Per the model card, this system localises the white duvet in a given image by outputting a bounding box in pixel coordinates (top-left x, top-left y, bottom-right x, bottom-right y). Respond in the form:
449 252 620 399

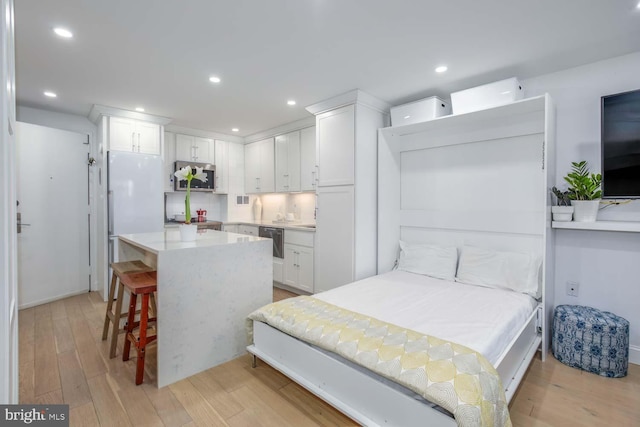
314 270 537 365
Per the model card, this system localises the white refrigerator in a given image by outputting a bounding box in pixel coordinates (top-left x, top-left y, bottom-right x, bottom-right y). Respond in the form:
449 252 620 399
108 151 164 274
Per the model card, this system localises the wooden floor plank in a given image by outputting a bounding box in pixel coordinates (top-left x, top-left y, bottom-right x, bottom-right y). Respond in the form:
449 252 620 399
69 402 100 427
169 379 230 427
18 356 35 404
279 382 358 426
188 369 245 420
68 308 108 379
57 350 92 409
50 299 68 320
33 388 64 405
33 310 61 396
141 382 193 427
87 374 131 427
53 316 76 354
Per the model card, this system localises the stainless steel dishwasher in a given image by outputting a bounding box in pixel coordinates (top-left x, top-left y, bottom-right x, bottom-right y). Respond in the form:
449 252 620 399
258 226 284 259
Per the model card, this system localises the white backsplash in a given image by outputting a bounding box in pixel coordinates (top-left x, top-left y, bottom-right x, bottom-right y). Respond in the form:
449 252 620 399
254 192 316 223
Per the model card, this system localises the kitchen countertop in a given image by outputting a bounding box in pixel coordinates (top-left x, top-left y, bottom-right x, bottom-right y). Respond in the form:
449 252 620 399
119 229 266 253
224 220 316 232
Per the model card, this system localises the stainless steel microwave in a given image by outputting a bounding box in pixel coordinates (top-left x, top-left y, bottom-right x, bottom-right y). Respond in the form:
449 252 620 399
174 161 216 192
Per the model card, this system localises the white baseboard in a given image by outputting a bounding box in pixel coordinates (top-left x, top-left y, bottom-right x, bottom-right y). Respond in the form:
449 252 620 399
630 345 640 366
18 289 88 310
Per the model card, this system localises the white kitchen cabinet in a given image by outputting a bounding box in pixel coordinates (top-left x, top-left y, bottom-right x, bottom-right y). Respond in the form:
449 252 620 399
223 224 238 233
275 131 301 192
283 244 313 293
175 134 214 164
244 138 275 193
238 224 259 236
109 117 161 155
163 131 176 192
214 140 229 193
300 126 317 192
316 105 355 186
307 91 389 292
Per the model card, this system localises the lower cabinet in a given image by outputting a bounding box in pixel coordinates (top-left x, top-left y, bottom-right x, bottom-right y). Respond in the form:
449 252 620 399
238 225 259 236
283 243 313 293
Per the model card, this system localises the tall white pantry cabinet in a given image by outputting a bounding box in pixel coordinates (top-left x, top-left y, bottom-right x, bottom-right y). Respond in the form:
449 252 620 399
307 90 390 293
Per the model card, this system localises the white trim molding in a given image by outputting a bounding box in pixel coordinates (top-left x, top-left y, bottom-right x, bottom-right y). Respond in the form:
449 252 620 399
243 116 316 144
305 89 391 116
629 345 640 366
88 104 173 126
166 124 244 144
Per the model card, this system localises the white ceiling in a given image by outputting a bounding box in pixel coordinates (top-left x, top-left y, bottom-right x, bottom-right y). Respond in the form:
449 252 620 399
14 0 640 137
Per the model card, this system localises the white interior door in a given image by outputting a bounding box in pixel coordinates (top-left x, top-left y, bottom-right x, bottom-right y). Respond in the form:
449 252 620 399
16 122 90 308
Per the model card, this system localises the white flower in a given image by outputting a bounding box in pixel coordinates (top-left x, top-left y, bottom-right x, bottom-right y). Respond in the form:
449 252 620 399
174 165 191 181
193 166 208 182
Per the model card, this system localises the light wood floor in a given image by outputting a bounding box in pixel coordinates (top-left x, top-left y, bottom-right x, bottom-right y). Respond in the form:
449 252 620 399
19 290 640 426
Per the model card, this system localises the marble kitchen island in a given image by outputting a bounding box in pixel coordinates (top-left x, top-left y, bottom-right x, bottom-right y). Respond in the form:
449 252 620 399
117 229 272 387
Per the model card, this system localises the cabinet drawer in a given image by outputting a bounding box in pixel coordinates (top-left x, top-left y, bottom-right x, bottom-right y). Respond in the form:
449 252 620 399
285 229 314 247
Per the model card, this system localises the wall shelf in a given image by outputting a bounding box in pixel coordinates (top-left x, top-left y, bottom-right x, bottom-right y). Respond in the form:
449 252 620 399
552 220 640 233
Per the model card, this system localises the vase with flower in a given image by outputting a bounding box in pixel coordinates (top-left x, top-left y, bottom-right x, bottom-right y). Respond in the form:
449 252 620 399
174 165 208 241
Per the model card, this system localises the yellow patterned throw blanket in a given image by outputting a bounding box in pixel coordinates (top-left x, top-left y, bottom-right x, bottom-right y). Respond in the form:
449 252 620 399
248 296 511 427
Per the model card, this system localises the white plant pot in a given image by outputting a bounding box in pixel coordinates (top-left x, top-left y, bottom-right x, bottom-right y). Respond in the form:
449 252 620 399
571 200 601 222
179 223 198 241
551 206 574 222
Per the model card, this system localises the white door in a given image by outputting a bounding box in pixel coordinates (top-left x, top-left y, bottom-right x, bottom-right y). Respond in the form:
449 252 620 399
214 140 229 193
109 116 136 152
317 104 355 187
300 126 317 191
297 246 314 293
258 138 275 193
135 121 160 155
16 122 90 308
175 134 195 161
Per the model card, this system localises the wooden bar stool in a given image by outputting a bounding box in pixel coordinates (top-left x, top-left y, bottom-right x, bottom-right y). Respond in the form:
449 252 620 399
102 260 156 359
121 271 158 385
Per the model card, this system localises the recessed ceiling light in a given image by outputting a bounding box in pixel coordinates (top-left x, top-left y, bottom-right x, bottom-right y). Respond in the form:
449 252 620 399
232 128 239 132
435 65 448 73
637 1 640 9
53 27 73 38
403 115 411 120
209 76 221 83
44 91 57 98
287 100 296 106
135 107 145 112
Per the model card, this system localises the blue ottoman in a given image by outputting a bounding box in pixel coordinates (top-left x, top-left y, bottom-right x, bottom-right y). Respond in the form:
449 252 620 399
552 305 629 378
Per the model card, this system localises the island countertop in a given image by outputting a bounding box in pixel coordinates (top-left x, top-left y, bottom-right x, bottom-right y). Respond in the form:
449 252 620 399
119 229 267 254
117 229 272 387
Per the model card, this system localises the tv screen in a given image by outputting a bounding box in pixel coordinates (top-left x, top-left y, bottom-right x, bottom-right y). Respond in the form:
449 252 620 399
601 88 640 198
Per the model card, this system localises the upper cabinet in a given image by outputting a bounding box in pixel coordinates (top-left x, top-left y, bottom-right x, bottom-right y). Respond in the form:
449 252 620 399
300 126 317 191
214 140 229 194
175 134 214 164
245 138 275 193
109 117 161 155
275 131 301 192
316 105 355 186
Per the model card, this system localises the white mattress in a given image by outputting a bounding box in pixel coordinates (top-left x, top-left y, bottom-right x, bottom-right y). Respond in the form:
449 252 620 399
313 270 537 365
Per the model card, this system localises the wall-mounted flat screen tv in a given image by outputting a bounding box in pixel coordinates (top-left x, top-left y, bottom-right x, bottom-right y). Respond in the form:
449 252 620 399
601 88 640 198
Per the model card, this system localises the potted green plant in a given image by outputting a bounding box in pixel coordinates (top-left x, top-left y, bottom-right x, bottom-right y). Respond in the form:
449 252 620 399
551 186 574 221
563 161 602 222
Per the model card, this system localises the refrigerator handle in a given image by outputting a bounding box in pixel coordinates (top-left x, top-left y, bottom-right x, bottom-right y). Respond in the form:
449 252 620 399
108 190 114 236
108 238 114 265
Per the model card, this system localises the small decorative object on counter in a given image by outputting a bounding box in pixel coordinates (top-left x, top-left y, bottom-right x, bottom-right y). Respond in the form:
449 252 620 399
196 209 207 222
174 165 208 241
253 197 262 221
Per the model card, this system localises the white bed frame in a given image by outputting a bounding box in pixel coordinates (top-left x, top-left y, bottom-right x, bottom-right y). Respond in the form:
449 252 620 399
248 95 556 426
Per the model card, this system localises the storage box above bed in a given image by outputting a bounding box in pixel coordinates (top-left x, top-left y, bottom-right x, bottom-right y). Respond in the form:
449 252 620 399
451 77 524 114
390 96 451 126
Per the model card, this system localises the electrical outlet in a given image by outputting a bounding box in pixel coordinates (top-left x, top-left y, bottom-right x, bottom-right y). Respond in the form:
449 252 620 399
566 281 580 297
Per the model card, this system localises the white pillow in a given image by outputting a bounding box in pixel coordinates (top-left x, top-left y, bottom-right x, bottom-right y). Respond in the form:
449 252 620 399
455 246 540 298
398 241 458 281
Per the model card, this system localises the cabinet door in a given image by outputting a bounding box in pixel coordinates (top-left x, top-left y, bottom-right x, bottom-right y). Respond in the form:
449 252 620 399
275 131 300 192
258 138 275 193
135 121 160 154
283 244 298 288
300 126 317 191
315 185 354 293
296 246 314 293
317 104 355 186
176 134 195 161
244 142 260 193
223 224 238 233
214 140 229 193
109 117 136 152
163 132 176 192
194 137 212 164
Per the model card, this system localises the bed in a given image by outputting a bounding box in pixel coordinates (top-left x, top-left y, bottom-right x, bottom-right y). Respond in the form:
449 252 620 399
247 95 555 426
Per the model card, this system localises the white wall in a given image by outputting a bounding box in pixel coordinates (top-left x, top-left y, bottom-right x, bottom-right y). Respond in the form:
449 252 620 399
524 51 640 363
